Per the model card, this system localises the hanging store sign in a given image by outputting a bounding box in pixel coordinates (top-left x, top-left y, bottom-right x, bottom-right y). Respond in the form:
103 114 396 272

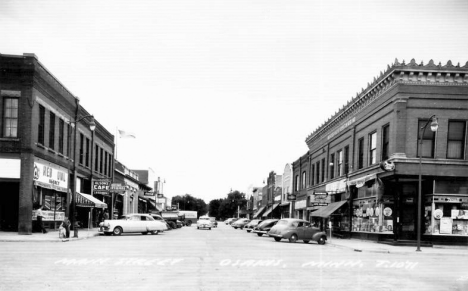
93 179 110 196
380 160 395 172
109 183 126 193
295 200 307 210
144 191 155 196
287 194 296 201
325 179 347 193
33 157 68 193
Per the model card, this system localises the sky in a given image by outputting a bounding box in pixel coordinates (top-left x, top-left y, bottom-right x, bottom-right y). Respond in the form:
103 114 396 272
1 0 468 203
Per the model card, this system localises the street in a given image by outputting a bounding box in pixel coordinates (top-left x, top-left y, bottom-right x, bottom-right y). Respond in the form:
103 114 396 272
1 223 467 291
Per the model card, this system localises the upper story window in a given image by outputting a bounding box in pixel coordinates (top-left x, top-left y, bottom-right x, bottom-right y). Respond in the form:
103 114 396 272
38 105 45 145
316 161 320 184
100 148 104 173
337 150 343 176
417 119 436 158
95 145 99 171
301 171 306 189
358 138 364 169
321 158 325 182
447 121 466 159
311 163 315 186
369 132 377 165
3 98 18 138
58 119 64 154
49 112 56 150
330 153 335 179
344 146 349 175
382 124 390 160
79 133 84 164
85 137 90 167
295 175 299 192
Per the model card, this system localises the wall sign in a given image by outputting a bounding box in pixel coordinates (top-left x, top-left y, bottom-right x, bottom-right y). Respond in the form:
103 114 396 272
33 157 68 193
93 179 110 196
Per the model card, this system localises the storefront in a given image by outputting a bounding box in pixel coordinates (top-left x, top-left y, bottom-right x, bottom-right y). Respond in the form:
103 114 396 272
262 203 280 219
423 179 468 243
0 157 20 231
295 199 307 220
253 206 266 219
75 192 107 228
32 157 69 231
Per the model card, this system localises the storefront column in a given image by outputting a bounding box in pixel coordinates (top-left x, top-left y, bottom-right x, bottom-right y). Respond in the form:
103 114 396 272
18 152 34 234
393 177 400 241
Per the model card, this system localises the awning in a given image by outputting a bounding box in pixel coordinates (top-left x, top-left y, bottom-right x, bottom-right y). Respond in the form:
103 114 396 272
76 192 107 208
310 201 347 218
148 199 156 209
262 203 280 217
280 202 290 207
253 206 266 218
347 174 377 188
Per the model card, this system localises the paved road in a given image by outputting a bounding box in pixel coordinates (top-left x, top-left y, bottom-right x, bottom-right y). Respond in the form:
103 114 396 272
1 223 467 291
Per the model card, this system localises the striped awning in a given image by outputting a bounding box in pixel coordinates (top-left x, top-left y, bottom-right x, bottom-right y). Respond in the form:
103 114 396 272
253 206 266 218
262 203 280 217
76 192 107 208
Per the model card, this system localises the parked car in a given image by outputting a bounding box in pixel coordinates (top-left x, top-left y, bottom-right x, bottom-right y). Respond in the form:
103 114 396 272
99 213 168 236
268 218 327 244
252 219 279 236
176 220 183 228
197 216 213 230
228 218 239 225
209 217 218 228
224 218 235 225
244 219 262 232
150 214 172 230
232 218 250 229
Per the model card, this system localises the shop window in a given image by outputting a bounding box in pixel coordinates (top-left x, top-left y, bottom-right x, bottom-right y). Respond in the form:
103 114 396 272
337 150 343 176
37 105 45 144
49 112 55 150
3 98 18 138
382 124 390 160
417 119 436 158
447 121 466 159
330 153 335 179
58 119 64 154
344 146 349 175
369 131 377 165
358 138 364 169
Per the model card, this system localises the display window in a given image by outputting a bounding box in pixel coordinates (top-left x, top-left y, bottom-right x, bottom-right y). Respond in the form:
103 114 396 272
351 185 393 233
425 195 468 236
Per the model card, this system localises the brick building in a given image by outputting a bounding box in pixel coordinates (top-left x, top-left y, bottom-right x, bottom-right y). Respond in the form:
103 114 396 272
293 59 468 244
0 53 114 234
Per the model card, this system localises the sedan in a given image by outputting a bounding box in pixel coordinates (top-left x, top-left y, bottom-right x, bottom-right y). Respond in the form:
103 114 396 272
244 219 262 232
232 218 250 229
268 218 327 244
99 213 168 236
197 216 213 230
252 219 279 236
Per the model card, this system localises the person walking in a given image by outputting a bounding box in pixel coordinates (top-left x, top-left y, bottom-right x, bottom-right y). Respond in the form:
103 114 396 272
103 209 109 221
36 205 47 234
60 216 71 238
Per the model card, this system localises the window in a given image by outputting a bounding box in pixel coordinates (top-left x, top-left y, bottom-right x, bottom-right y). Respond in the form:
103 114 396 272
49 112 55 150
38 105 45 144
295 175 299 192
358 138 364 169
417 120 436 158
344 146 349 175
337 150 343 176
3 98 18 137
447 121 466 159
95 145 99 171
369 132 377 165
382 124 390 160
85 138 90 167
330 153 335 179
100 148 104 173
301 171 306 189
108 154 112 177
58 119 64 154
67 124 71 156
79 133 84 164
311 164 315 186
316 161 320 184
321 158 325 182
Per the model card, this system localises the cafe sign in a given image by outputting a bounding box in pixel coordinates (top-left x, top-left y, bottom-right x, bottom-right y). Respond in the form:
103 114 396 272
33 157 68 193
93 179 110 196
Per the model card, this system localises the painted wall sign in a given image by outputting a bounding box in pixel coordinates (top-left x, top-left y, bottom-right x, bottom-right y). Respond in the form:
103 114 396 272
33 157 68 192
327 117 356 140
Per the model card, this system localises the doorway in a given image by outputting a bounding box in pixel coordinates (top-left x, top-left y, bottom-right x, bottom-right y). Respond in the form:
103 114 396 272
0 182 20 231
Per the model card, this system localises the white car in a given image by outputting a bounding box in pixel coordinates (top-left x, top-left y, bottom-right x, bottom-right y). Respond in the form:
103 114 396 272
99 213 168 236
197 216 213 230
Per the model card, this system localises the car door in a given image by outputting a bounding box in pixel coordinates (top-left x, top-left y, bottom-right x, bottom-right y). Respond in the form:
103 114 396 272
303 222 314 240
296 221 305 239
129 215 142 232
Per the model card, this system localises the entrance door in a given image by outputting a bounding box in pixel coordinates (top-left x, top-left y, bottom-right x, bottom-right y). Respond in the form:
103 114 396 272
0 182 20 231
400 202 416 240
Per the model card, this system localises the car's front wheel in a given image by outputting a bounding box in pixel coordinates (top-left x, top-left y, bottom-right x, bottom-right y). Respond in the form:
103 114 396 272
257 233 263 237
318 236 326 245
113 227 123 236
289 234 298 243
274 237 281 242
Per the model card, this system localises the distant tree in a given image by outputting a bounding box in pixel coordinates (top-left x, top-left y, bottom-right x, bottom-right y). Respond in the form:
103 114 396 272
208 199 222 219
172 194 207 217
217 190 247 219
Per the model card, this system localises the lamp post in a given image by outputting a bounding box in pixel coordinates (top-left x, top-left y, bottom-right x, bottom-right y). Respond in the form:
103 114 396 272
69 115 96 237
416 115 438 251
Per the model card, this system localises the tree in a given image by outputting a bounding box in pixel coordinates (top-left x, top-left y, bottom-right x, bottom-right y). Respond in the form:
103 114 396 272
208 199 222 219
172 194 207 217
214 190 247 220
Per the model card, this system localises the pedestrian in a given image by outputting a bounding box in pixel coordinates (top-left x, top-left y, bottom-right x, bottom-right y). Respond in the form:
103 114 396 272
60 216 71 238
103 209 109 221
36 205 47 234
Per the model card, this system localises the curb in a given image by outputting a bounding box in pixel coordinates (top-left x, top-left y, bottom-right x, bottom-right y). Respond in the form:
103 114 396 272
327 242 468 256
0 233 100 243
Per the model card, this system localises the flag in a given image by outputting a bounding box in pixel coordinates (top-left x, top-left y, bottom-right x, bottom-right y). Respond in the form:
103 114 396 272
118 129 136 139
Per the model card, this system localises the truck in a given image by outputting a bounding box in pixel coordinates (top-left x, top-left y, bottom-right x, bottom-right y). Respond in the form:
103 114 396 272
177 210 197 226
152 211 184 229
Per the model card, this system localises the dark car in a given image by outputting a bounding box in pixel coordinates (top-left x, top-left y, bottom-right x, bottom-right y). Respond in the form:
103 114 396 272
252 219 279 236
231 218 250 229
268 218 327 244
244 219 262 232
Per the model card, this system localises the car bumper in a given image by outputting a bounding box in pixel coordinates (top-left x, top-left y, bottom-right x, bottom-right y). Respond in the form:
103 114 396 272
268 233 283 238
252 230 267 234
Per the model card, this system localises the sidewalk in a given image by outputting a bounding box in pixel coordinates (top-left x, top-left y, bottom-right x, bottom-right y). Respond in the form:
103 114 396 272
0 228 101 242
327 237 468 256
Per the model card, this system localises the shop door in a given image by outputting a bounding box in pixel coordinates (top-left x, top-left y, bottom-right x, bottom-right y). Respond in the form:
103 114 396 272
0 182 20 231
400 203 416 240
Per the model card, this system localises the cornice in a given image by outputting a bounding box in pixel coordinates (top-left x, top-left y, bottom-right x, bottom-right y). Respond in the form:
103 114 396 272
305 59 468 145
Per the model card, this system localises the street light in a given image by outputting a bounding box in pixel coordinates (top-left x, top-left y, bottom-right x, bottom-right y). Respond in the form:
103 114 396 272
69 115 96 237
417 115 438 251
